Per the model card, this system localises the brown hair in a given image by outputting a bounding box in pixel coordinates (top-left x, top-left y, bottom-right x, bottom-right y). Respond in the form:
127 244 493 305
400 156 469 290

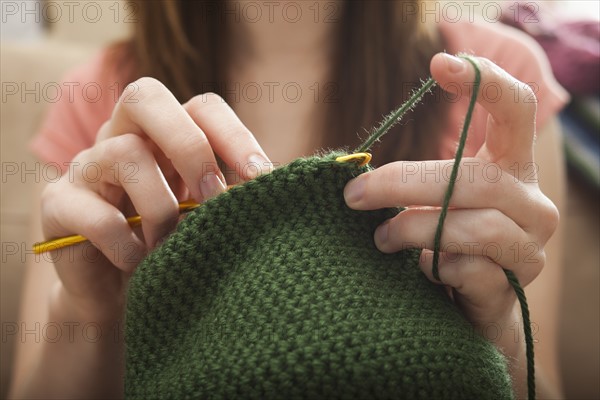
114 0 448 164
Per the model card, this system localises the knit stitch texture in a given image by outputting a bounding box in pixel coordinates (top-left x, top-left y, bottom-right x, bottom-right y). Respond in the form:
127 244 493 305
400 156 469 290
125 152 514 399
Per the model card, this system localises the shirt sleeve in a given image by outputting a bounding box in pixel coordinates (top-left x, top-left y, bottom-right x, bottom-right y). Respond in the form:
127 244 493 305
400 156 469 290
439 19 570 159
29 49 118 172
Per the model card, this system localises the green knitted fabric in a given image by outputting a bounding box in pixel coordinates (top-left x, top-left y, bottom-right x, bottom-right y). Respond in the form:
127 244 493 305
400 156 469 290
125 152 514 399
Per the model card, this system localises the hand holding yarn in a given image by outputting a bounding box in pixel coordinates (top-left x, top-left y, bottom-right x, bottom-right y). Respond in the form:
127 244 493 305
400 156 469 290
344 54 558 396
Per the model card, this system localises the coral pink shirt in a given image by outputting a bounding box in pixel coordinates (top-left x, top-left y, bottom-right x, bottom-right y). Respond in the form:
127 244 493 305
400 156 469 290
30 20 569 168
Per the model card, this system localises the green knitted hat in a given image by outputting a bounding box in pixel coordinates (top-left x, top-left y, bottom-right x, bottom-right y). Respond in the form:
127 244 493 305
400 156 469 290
125 153 514 399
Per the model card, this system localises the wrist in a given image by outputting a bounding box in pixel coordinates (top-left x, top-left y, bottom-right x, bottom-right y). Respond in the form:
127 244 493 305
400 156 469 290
50 282 125 328
471 301 523 359
482 302 527 399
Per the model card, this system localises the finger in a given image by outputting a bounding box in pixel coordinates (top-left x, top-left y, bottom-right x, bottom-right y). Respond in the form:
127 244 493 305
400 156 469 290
345 158 559 236
145 140 190 201
42 186 147 272
374 208 543 283
421 250 518 320
98 78 226 202
345 158 514 208
419 250 508 292
430 53 537 169
184 93 272 180
80 134 180 248
345 158 529 227
418 250 518 321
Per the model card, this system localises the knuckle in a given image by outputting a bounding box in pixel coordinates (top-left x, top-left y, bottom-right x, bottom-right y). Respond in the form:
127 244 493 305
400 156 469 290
96 120 111 142
142 200 180 226
477 56 496 72
132 76 165 92
200 92 226 106
188 92 227 111
134 76 163 87
176 131 211 161
71 147 92 164
519 81 537 102
537 196 560 240
478 173 504 200
88 212 126 245
68 148 93 179
186 95 203 111
40 183 63 223
121 77 167 106
522 248 545 284
478 57 538 121
377 164 403 199
476 209 505 246
516 81 538 113
101 134 148 164
535 249 547 267
543 198 560 228
533 247 546 271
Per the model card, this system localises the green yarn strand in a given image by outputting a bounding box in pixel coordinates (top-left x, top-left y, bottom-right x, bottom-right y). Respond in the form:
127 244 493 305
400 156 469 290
355 77 437 153
357 54 535 400
431 56 481 281
504 269 536 399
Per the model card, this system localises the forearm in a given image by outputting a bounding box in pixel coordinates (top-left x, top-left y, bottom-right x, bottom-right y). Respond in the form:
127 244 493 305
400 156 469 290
10 282 124 399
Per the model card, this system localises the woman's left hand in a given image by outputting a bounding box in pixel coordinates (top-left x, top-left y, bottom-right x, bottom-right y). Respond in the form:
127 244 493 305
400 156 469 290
343 53 559 353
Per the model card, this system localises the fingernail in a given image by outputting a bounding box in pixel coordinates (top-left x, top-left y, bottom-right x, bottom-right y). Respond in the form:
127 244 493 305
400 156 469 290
443 54 466 74
246 154 272 179
419 249 433 266
200 172 226 201
375 220 390 246
343 178 365 205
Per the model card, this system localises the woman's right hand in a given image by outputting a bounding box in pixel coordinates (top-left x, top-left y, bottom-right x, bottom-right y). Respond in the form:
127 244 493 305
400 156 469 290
40 77 271 323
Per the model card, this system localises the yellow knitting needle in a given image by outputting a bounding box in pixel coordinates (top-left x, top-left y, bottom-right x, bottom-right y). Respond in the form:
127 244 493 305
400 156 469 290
32 153 371 255
32 201 201 254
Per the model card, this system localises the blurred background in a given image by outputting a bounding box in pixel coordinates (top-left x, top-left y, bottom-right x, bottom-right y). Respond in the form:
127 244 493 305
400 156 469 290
1 1 598 398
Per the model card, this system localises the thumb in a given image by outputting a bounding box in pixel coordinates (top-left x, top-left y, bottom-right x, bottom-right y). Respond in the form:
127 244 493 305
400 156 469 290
431 53 537 170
